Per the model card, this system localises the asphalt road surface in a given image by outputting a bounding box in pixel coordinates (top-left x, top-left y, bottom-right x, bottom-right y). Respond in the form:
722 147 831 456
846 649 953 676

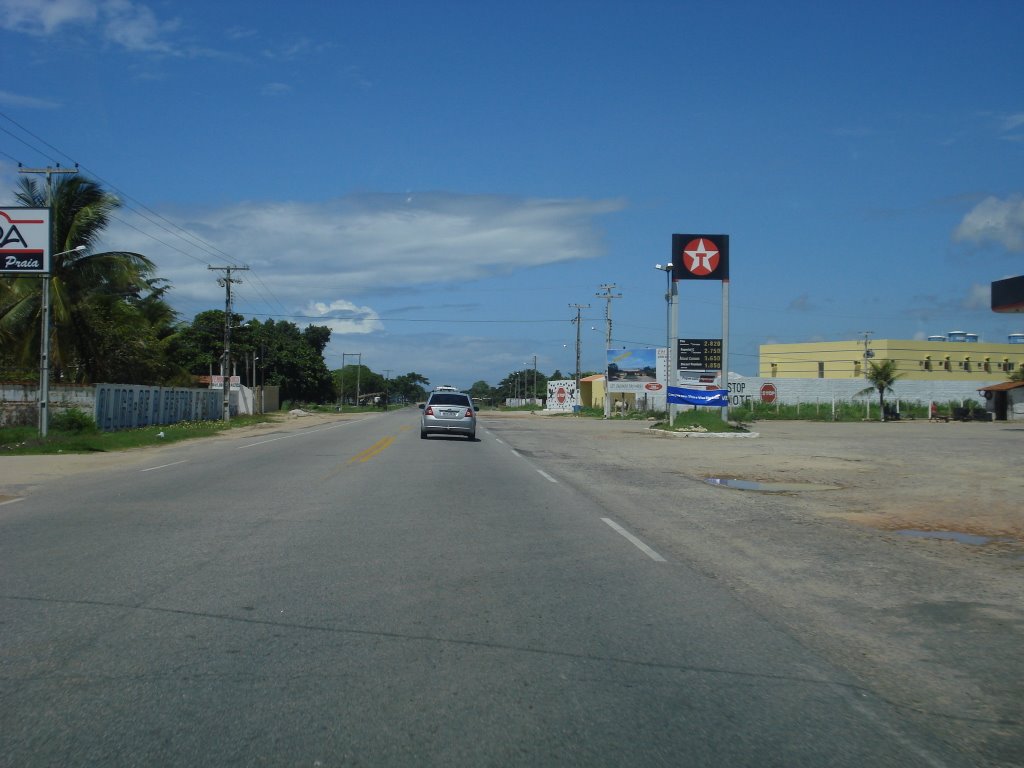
1 410 1019 766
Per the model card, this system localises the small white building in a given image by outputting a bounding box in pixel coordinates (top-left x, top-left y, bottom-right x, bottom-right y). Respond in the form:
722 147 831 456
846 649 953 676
977 380 1024 422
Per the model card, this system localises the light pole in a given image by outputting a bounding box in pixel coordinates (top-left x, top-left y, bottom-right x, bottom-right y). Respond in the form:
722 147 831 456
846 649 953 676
655 262 676 424
39 245 85 438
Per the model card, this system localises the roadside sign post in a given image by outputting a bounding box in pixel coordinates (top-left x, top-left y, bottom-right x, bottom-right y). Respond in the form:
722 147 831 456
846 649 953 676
1 207 53 437
670 234 731 422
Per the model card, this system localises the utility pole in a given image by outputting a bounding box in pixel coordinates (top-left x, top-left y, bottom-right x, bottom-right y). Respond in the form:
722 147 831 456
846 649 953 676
383 369 391 411
570 304 589 414
18 163 79 199
20 165 78 437
595 284 622 418
532 354 537 409
209 265 248 421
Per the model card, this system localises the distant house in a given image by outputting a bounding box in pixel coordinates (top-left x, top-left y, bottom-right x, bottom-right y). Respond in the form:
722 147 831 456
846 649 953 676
977 380 1024 422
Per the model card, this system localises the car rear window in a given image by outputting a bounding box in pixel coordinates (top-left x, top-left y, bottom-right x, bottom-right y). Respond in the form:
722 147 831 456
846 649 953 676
429 394 471 406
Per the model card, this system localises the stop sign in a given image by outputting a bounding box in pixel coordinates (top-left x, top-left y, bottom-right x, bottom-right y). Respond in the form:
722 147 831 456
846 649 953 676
555 386 567 404
760 383 777 404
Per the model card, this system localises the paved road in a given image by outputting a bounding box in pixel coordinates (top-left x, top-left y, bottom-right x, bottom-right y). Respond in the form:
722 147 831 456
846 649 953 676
0 411 1018 766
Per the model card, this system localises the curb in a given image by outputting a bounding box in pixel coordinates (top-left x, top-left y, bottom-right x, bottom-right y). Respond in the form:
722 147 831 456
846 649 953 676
648 426 760 439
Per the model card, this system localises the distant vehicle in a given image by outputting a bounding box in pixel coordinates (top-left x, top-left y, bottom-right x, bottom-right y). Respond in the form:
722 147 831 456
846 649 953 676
420 391 478 440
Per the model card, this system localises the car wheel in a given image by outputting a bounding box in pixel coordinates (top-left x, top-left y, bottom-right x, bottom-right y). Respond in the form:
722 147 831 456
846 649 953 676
467 432 476 441
420 430 427 439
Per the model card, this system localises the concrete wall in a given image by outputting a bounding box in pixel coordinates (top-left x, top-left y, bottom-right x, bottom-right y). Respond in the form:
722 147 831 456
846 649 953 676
725 376 1008 417
0 384 94 427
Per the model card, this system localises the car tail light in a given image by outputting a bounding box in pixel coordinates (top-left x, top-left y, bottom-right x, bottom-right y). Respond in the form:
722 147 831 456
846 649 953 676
425 406 434 415
465 408 473 417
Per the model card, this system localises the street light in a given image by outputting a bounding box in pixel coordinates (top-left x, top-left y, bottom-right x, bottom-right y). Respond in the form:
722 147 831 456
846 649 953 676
39 245 86 437
655 262 675 424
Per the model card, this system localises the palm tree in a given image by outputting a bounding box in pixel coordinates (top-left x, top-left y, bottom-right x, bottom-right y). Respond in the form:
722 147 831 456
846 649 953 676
1 175 159 382
857 359 904 421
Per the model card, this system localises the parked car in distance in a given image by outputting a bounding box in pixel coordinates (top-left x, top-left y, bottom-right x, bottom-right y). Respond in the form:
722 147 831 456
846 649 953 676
420 391 478 440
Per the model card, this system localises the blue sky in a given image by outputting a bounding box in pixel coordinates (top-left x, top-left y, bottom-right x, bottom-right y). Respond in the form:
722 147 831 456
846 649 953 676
2 0 1022 388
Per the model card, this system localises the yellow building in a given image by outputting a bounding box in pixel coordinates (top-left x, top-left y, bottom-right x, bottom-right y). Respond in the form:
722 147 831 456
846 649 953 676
759 336 1024 381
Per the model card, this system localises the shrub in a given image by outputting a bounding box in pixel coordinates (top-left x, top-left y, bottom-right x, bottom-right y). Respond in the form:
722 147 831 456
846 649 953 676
50 408 99 434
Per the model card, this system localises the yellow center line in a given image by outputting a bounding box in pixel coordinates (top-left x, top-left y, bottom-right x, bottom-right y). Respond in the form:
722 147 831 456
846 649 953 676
349 435 395 464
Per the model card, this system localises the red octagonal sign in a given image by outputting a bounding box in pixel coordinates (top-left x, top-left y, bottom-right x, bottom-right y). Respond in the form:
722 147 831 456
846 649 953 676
760 383 777 404
555 386 567 404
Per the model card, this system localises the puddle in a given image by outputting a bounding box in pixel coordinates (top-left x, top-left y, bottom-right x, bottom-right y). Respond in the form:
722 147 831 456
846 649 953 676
895 529 1005 546
705 478 840 492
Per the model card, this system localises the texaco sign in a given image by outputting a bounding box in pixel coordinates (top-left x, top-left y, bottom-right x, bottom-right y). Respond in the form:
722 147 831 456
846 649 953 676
671 233 729 281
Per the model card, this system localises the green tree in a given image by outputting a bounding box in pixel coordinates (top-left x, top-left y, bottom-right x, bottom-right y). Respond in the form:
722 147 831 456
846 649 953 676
857 359 904 421
333 364 384 405
467 380 494 405
390 372 430 404
2 175 162 383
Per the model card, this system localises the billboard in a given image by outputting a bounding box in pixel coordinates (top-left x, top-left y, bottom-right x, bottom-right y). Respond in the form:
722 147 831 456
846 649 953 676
606 347 661 393
546 379 578 411
0 208 51 274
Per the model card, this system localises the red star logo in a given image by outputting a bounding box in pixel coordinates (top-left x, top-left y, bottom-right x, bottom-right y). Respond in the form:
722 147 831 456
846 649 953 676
683 238 720 276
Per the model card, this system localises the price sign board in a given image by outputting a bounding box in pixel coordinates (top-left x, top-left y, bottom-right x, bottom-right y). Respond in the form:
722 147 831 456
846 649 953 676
677 338 723 370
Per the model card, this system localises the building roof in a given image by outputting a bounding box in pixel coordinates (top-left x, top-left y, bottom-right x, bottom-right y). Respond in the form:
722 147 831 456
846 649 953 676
977 380 1024 392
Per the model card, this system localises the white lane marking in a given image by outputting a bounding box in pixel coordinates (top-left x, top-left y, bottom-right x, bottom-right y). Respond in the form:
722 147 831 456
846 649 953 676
0 497 25 507
140 460 187 473
536 469 558 483
601 518 667 562
237 421 354 449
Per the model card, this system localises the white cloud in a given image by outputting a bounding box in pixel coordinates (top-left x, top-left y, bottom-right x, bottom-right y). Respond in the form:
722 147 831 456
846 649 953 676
953 195 1024 252
304 299 383 335
261 82 291 97
0 0 96 35
0 0 190 54
962 283 991 311
0 90 60 109
106 191 624 318
1001 113 1024 133
101 0 179 53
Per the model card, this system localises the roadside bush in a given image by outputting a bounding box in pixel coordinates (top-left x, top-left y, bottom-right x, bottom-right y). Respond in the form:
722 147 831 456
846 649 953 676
49 408 99 434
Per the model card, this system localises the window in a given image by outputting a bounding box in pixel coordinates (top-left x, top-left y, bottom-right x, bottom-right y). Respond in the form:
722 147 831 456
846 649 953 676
923 357 932 371
770 362 778 377
817 361 824 378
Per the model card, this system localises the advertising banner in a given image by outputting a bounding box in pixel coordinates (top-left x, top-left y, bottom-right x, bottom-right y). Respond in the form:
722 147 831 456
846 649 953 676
1 208 51 274
606 347 660 393
668 386 730 407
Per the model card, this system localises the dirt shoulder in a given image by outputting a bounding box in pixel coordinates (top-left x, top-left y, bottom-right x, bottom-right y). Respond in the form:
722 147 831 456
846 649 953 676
0 409 366 501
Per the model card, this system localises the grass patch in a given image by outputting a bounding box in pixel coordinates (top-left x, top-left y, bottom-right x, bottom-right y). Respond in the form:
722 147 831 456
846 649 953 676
0 414 274 456
653 409 749 433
